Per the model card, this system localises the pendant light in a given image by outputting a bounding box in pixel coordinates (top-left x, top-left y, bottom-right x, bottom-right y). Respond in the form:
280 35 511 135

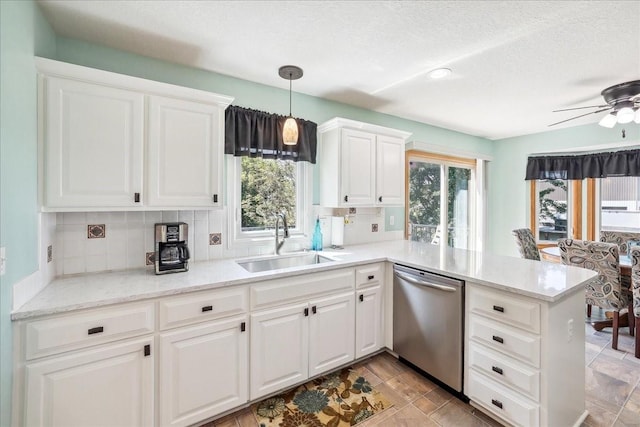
279 65 303 146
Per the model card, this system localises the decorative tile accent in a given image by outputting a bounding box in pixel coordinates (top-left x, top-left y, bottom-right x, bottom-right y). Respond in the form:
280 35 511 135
47 245 53 263
349 207 357 214
145 252 155 266
87 224 106 239
372 224 379 232
209 233 222 245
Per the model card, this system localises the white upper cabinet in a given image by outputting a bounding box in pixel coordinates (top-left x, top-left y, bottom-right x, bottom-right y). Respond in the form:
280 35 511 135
36 58 233 211
147 96 223 207
43 77 144 208
318 118 411 207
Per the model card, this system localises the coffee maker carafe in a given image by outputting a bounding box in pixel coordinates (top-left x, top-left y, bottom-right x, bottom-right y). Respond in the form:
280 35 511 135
155 223 190 274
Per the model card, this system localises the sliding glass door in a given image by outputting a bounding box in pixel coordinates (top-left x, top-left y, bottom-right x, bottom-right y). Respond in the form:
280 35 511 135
407 153 475 249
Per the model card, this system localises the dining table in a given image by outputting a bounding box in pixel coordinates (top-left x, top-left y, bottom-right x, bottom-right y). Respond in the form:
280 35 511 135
540 245 633 331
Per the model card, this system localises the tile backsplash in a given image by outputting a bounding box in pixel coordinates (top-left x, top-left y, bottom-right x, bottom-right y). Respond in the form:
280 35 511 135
51 207 403 277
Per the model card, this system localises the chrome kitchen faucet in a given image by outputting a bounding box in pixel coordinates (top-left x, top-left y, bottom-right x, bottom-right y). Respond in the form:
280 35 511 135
275 213 289 255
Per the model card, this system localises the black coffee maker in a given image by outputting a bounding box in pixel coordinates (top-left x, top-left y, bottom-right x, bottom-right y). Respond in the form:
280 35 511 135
155 222 190 274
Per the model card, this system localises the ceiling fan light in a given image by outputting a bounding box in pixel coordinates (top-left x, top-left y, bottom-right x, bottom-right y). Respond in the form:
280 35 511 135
616 106 635 124
598 113 617 128
283 117 298 145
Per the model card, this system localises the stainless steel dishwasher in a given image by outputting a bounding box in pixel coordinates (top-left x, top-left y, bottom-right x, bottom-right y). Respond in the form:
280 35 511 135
393 264 464 393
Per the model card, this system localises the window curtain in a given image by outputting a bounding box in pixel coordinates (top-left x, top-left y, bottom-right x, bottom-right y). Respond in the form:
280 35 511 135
225 105 317 163
525 149 640 180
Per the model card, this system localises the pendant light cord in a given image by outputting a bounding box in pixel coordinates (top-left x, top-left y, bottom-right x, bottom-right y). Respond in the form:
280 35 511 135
289 72 292 116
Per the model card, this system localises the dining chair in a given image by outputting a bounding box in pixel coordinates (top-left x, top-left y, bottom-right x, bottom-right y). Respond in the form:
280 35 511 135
558 239 630 350
600 231 640 256
511 228 541 261
631 247 640 358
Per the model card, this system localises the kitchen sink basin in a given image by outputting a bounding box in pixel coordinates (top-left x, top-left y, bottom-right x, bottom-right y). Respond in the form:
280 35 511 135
236 252 334 273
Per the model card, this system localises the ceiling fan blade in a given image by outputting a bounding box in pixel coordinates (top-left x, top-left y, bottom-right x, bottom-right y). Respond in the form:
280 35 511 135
548 107 612 127
552 104 609 112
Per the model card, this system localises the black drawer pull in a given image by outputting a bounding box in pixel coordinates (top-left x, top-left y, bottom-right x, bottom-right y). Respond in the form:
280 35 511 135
491 399 503 409
492 335 504 344
240 322 246 332
492 366 504 375
344 195 348 202
213 194 218 203
88 326 104 335
493 305 504 313
144 344 151 357
304 308 309 316
202 305 213 312
134 192 140 203
359 294 364 302
368 275 374 280
312 306 317 314
378 196 382 202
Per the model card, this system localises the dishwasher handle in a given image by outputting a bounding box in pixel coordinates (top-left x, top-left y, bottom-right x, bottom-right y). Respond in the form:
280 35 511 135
394 271 457 292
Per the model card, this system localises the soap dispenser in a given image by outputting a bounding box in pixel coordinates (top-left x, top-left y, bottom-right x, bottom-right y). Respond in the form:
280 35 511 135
312 216 323 251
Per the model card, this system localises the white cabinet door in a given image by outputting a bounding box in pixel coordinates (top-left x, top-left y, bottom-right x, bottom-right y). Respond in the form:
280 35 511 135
159 315 248 427
375 135 405 206
308 292 355 377
25 337 153 427
43 77 144 208
355 285 383 358
250 302 309 400
147 96 223 207
340 129 376 206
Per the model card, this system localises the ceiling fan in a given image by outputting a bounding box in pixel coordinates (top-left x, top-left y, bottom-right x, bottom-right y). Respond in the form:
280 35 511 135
549 80 640 128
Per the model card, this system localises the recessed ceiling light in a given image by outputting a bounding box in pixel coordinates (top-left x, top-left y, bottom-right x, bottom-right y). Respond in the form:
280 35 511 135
429 68 452 79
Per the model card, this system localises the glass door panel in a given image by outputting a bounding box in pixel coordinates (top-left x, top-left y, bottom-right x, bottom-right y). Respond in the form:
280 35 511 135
447 167 471 249
408 161 441 243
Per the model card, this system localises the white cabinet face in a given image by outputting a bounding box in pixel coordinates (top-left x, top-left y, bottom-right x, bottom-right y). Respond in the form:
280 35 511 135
147 96 223 207
375 135 405 206
340 129 376 206
355 285 383 358
44 77 144 207
308 292 355 376
24 337 153 427
250 303 309 400
159 316 248 427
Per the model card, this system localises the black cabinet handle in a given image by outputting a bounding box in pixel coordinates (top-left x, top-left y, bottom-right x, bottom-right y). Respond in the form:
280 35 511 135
492 366 504 375
202 305 213 312
491 399 503 409
88 326 104 335
344 195 348 202
368 275 374 280
492 335 504 344
312 306 317 314
304 308 309 316
378 196 382 202
212 194 218 203
134 193 140 203
359 294 364 302
240 322 246 332
493 305 505 313
144 344 151 357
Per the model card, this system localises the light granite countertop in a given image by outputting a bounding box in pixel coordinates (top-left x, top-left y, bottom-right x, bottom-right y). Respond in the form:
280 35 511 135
11 240 597 320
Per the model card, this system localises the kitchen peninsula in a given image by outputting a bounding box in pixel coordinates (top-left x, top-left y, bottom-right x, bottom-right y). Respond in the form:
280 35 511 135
11 240 596 427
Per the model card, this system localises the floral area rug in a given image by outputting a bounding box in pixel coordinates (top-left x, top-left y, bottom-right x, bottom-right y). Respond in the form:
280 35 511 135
253 367 392 427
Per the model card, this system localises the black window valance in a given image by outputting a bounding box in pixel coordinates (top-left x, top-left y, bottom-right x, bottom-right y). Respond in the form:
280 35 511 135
225 105 317 163
525 149 640 180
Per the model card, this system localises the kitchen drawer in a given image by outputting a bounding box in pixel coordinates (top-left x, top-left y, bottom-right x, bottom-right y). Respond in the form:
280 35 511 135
468 370 539 427
251 268 354 310
469 315 540 368
468 342 540 401
355 263 384 288
468 286 540 334
159 287 248 331
25 301 154 360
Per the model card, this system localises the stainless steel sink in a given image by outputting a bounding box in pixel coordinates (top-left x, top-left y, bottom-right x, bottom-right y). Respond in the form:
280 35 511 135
236 252 334 273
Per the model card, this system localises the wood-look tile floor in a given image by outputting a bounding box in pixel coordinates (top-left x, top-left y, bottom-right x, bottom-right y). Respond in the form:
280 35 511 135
205 319 640 427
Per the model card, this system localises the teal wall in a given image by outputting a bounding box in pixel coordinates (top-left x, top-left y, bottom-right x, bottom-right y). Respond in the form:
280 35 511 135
489 125 640 256
0 1 56 425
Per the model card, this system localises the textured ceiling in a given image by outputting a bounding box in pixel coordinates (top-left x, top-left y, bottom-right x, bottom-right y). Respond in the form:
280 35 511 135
38 0 640 140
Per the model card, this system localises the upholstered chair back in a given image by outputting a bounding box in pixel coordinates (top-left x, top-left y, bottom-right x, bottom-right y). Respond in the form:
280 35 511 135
511 228 540 261
631 247 640 318
558 239 627 311
600 231 640 255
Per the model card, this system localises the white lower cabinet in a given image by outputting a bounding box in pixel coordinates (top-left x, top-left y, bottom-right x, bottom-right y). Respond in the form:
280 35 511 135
159 315 248 427
25 336 154 427
355 285 383 358
250 292 355 400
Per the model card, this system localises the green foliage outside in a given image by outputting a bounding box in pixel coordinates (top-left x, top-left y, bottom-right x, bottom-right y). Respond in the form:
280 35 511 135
408 161 470 244
538 179 567 221
241 157 297 230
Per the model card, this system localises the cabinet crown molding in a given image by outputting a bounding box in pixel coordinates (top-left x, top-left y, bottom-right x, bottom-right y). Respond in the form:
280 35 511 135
318 117 412 140
35 57 234 107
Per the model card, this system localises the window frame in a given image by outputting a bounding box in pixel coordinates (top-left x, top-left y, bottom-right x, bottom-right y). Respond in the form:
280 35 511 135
226 155 311 249
404 150 478 250
587 176 640 240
